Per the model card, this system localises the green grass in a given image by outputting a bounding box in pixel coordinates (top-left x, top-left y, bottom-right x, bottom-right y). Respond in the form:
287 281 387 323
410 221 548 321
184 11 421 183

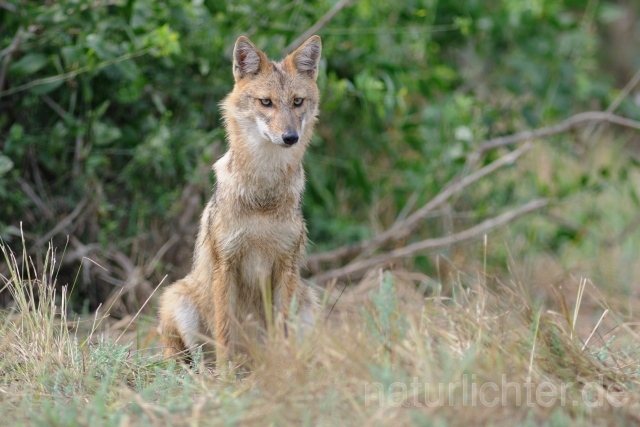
1 235 639 426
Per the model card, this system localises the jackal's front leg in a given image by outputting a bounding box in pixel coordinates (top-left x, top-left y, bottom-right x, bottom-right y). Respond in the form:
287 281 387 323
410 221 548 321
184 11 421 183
273 259 300 332
211 264 234 365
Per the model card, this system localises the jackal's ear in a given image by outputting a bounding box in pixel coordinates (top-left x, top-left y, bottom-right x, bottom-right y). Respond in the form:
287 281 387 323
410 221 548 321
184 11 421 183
233 36 268 81
287 35 322 81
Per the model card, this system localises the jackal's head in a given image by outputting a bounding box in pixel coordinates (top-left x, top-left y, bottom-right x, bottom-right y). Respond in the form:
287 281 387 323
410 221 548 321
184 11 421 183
221 35 322 152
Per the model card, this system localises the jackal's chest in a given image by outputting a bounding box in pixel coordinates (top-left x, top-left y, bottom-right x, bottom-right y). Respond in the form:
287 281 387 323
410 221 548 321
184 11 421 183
211 151 305 268
215 212 303 260
213 212 303 295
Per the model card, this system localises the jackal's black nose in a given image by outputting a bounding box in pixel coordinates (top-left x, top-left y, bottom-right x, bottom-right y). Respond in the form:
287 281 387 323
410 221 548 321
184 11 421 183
282 132 299 146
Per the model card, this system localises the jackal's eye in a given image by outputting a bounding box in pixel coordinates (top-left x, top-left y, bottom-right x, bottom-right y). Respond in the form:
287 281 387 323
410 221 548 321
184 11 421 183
259 98 273 107
293 98 304 107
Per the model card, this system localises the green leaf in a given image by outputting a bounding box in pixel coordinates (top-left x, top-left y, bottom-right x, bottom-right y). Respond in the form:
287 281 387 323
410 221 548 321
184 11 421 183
8 53 48 77
86 34 110 60
93 101 111 119
0 155 14 176
61 45 84 67
92 121 122 146
144 24 181 57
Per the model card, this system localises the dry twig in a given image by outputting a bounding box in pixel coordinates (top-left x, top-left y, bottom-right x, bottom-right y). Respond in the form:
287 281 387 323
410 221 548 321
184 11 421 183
313 198 550 284
478 111 640 153
35 197 88 248
308 110 640 274
17 177 54 220
0 28 23 92
307 143 532 270
283 0 353 54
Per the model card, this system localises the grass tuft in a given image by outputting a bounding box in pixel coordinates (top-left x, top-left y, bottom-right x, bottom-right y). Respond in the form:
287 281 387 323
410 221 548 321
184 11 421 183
1 239 640 425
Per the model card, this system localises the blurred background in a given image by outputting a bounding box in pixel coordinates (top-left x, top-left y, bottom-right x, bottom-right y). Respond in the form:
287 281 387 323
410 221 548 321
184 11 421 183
1 0 640 319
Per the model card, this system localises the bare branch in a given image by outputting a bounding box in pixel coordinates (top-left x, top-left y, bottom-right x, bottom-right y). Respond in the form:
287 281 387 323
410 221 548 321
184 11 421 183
308 110 640 275
35 197 88 247
0 28 23 92
307 143 532 270
479 111 640 153
102 251 150 311
584 67 640 140
284 0 353 54
144 235 179 277
73 133 83 178
63 238 100 264
607 67 640 114
312 198 550 285
17 177 54 220
42 95 74 123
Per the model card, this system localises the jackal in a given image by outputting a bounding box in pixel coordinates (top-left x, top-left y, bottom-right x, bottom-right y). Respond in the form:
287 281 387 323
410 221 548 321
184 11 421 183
158 35 322 363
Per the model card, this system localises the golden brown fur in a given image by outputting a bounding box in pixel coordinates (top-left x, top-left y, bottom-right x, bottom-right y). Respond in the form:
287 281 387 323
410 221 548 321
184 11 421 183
158 35 322 363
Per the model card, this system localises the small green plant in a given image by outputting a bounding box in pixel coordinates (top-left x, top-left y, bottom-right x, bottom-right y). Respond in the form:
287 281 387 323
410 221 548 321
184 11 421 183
365 271 408 350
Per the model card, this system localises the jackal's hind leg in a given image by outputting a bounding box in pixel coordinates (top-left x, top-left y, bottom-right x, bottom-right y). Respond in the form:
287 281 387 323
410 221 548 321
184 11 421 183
158 279 204 360
292 283 320 339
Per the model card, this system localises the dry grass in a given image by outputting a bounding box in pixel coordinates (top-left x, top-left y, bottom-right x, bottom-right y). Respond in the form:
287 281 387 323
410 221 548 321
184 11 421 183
1 237 640 426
